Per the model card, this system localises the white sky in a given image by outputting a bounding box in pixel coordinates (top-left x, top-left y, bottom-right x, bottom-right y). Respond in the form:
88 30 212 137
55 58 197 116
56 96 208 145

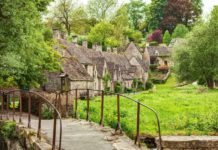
79 0 218 16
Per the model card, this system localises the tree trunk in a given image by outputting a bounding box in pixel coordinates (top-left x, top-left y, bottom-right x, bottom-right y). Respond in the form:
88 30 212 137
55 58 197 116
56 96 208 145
206 78 214 89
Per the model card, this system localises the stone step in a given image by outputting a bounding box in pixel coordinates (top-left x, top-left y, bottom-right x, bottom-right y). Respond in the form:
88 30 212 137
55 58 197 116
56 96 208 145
156 136 218 150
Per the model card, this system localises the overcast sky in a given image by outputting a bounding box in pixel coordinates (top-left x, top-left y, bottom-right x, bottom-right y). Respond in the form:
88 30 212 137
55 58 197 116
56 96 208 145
79 0 218 16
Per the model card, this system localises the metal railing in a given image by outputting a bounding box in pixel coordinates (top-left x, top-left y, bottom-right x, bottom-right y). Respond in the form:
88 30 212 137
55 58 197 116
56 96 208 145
60 88 162 149
0 89 62 150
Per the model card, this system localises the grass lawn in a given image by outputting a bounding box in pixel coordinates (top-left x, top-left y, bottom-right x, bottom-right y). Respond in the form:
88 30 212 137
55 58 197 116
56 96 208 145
76 74 218 138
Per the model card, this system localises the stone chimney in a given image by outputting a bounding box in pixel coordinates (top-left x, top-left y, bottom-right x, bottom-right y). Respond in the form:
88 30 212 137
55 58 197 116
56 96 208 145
72 35 78 44
82 41 88 48
143 44 150 65
112 47 117 54
96 45 102 51
107 46 111 52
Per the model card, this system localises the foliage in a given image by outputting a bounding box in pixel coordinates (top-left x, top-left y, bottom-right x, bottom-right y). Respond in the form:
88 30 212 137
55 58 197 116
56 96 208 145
126 0 147 30
147 29 163 44
173 7 218 89
77 75 218 137
0 0 60 89
145 80 154 90
163 30 172 45
161 0 202 32
114 82 123 93
172 24 189 38
147 0 167 30
42 104 54 119
88 21 121 47
124 28 143 43
102 74 111 90
0 121 17 139
87 0 117 20
43 27 53 42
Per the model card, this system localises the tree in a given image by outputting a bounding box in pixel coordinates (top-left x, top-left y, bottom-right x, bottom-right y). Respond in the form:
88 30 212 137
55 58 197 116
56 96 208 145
87 0 117 21
88 21 120 47
0 0 59 89
172 24 189 38
173 7 218 89
126 0 147 30
124 29 143 43
49 0 78 35
161 0 202 33
163 30 171 45
147 0 167 31
147 29 163 44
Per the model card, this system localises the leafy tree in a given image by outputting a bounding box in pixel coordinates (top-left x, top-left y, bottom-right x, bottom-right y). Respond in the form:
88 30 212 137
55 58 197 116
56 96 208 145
147 0 167 30
124 29 143 43
49 0 78 35
147 29 163 44
87 0 117 20
126 0 147 30
172 24 189 38
163 30 171 45
0 0 60 89
161 0 202 32
173 7 218 89
88 21 120 47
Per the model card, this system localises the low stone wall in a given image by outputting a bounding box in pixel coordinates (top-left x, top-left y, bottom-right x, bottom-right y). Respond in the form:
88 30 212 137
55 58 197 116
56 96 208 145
0 121 52 150
156 136 218 150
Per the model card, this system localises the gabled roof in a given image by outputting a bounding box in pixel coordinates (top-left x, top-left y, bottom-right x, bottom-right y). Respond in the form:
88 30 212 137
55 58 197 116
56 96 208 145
92 57 105 78
61 57 93 81
147 46 171 57
124 42 142 60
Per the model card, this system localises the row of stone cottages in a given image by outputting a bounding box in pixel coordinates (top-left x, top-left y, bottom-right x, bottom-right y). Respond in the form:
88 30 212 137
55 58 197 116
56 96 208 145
43 30 172 96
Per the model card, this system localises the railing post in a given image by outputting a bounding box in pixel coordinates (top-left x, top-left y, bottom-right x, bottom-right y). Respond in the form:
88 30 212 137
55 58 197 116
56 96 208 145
19 91 22 123
1 93 4 120
66 91 68 117
100 90 104 126
12 92 15 121
135 103 141 147
86 89 90 121
52 110 57 150
6 94 9 120
115 94 122 133
75 89 78 118
37 101 42 140
28 92 31 128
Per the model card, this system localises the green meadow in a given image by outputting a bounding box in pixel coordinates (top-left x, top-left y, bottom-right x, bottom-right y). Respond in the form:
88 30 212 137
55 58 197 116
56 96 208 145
77 75 218 138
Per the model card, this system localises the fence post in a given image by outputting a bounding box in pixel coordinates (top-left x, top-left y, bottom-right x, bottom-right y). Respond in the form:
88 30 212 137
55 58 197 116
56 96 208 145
37 101 42 140
12 92 15 121
75 89 78 118
100 90 104 126
28 92 31 128
52 111 57 150
86 89 90 121
115 94 122 133
19 91 22 123
135 103 141 147
66 91 68 117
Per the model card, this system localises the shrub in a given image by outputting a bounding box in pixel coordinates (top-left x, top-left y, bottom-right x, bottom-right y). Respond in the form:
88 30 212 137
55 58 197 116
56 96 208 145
137 81 145 91
114 82 123 93
172 24 189 38
42 104 53 119
147 29 163 44
0 121 17 139
124 87 133 93
146 80 154 90
150 64 158 71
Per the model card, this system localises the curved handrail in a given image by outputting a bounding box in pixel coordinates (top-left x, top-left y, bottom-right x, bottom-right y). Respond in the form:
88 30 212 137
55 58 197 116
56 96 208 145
0 89 62 150
66 88 162 149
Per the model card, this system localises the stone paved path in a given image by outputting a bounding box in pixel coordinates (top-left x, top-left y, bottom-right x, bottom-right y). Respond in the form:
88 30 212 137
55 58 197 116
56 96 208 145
6 114 145 150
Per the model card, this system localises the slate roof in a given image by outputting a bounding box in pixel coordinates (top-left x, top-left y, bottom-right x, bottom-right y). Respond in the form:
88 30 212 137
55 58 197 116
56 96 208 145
61 57 93 81
147 46 171 57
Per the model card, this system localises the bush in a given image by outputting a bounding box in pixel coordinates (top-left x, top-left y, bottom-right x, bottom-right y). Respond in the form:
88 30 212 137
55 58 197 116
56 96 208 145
150 64 158 71
163 30 172 45
0 121 17 139
137 81 145 91
147 29 163 44
146 80 154 90
172 24 189 38
149 41 158 46
124 87 133 93
42 104 53 119
114 82 123 93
